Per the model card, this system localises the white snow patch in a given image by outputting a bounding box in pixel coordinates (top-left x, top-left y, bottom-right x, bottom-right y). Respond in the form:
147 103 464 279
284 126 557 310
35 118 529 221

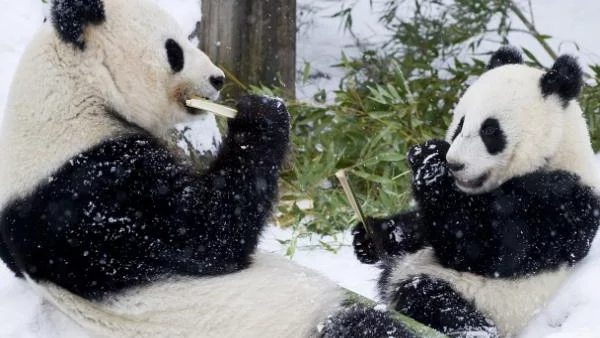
296 0 387 101
259 226 381 300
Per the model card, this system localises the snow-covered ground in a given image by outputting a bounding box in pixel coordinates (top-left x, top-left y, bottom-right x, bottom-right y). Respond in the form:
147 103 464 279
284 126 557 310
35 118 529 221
2 0 600 337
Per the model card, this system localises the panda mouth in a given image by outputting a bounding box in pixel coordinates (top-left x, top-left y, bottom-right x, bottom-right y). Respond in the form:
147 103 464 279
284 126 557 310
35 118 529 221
183 96 212 115
455 172 490 191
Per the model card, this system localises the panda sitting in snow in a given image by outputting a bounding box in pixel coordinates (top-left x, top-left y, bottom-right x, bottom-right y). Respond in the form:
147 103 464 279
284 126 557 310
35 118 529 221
353 46 600 337
0 0 423 337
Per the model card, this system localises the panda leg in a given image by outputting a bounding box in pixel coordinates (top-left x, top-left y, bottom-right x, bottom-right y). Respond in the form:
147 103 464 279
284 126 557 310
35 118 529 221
390 274 498 338
318 304 418 338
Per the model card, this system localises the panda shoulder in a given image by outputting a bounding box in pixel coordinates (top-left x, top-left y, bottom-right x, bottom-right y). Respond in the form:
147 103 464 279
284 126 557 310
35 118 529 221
60 133 192 188
502 170 599 205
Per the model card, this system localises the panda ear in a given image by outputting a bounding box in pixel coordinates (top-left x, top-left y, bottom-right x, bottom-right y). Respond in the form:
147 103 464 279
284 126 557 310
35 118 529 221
487 46 523 70
51 0 105 50
540 55 583 107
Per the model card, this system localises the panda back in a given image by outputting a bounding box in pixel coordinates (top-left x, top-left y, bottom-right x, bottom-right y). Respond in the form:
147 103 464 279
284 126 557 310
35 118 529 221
32 252 344 338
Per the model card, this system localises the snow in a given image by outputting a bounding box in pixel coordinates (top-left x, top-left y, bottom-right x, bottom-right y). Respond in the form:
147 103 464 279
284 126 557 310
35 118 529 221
1 0 600 337
521 236 600 338
260 227 381 300
0 0 46 119
296 0 386 101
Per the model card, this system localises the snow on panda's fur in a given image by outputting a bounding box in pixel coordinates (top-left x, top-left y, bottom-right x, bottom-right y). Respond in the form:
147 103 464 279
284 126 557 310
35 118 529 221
353 46 600 337
0 1 419 337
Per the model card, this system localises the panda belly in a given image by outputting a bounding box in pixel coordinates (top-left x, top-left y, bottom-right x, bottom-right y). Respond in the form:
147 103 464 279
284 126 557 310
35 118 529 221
35 252 344 338
383 248 571 337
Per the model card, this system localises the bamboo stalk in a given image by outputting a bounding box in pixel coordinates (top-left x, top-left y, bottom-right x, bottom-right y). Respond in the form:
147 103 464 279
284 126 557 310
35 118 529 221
509 1 557 61
186 98 237 118
335 170 388 260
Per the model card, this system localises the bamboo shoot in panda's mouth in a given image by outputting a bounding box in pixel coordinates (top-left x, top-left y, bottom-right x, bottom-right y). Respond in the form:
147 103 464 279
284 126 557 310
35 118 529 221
186 98 237 118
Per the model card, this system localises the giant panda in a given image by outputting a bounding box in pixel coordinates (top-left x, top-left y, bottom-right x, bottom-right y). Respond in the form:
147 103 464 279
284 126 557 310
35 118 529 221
0 0 419 337
352 46 600 337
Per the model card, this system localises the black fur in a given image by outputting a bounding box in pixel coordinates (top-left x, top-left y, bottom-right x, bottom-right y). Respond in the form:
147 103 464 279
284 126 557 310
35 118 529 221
51 0 105 50
352 210 425 264
319 304 417 338
165 39 184 73
487 46 523 70
480 118 506 155
375 139 600 277
0 95 290 300
540 55 584 107
451 116 464 142
354 139 600 334
407 140 599 277
387 275 498 337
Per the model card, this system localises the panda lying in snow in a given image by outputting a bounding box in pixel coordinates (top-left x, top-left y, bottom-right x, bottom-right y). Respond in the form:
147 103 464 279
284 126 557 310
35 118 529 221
0 0 420 337
353 47 600 337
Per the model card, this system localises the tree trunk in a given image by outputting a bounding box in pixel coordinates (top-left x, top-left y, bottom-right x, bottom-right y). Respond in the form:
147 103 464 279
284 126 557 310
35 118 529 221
199 0 296 99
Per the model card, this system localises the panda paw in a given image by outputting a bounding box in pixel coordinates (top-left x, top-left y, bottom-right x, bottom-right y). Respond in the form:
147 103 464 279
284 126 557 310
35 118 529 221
231 94 290 135
352 217 404 264
408 140 451 188
352 219 381 264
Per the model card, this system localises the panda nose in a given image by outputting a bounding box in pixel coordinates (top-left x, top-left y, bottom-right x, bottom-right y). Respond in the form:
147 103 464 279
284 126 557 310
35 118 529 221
210 75 225 91
447 161 465 172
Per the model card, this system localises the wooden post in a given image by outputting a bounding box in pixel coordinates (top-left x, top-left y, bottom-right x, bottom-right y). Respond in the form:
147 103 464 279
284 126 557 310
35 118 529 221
199 0 296 99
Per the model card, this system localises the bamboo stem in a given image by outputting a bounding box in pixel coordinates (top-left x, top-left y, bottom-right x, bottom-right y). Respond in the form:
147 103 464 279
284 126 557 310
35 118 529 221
186 98 237 118
509 1 557 61
335 170 388 260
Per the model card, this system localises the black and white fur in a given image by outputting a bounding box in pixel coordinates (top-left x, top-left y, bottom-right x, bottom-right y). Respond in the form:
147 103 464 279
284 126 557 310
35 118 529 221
0 1 416 337
353 47 600 337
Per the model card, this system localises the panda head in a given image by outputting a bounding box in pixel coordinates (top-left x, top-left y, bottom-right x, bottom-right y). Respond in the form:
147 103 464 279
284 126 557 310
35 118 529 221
48 0 225 135
445 46 585 194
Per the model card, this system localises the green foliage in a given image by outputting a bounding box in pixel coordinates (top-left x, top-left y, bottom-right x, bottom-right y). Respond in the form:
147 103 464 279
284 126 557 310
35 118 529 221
580 66 600 149
274 1 507 240
177 1 600 249
272 0 600 243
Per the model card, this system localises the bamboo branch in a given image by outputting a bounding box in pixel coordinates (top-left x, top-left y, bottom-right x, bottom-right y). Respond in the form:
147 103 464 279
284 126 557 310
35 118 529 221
509 1 557 62
335 170 388 260
186 98 238 118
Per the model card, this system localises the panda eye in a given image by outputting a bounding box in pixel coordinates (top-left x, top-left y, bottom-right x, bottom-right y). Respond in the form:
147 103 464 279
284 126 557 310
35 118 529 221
482 125 499 136
480 118 506 155
165 39 184 73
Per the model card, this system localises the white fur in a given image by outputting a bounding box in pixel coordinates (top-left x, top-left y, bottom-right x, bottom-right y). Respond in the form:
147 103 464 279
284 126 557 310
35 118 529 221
383 248 571 337
445 64 600 194
0 0 224 207
0 2 346 337
31 253 344 338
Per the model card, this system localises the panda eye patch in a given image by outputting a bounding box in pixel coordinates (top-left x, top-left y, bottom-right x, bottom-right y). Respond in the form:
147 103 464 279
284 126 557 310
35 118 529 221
480 118 506 155
481 125 498 136
165 39 184 73
452 116 465 141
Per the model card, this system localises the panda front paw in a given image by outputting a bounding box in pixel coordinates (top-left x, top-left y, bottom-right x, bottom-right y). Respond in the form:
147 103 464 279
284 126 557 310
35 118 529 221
231 94 290 137
352 217 404 264
408 140 451 188
352 219 380 264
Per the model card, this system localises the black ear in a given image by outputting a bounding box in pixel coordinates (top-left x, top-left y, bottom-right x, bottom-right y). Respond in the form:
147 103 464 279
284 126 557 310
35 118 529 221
487 46 523 70
51 0 105 50
540 55 583 107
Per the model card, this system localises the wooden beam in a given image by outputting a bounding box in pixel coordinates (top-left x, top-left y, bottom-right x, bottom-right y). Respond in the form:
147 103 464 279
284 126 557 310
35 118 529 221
199 0 296 98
